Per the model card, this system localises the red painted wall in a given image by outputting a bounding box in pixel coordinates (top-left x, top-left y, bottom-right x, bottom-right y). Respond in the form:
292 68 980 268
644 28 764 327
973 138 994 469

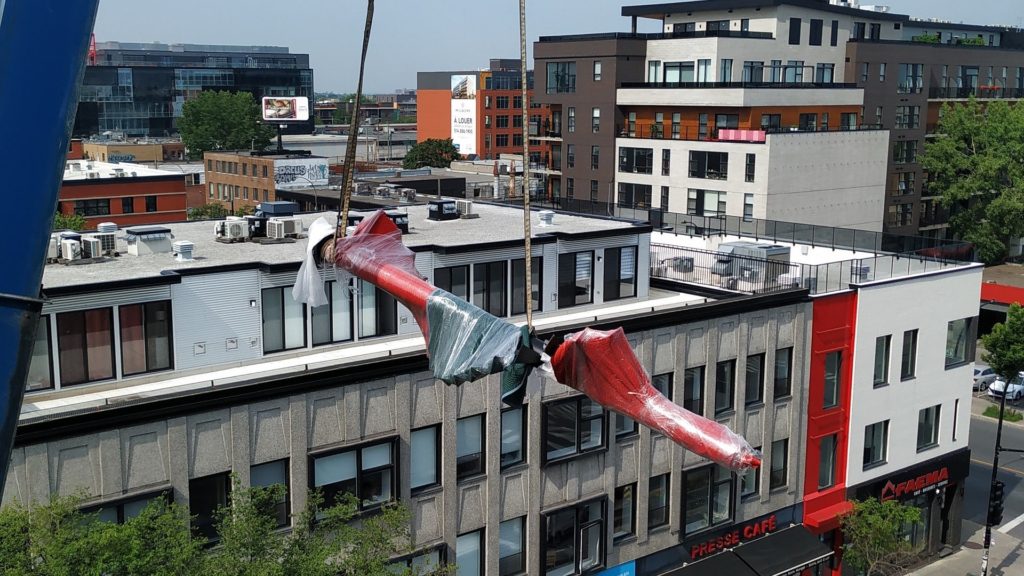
417 89 452 143
59 177 188 228
981 282 1024 306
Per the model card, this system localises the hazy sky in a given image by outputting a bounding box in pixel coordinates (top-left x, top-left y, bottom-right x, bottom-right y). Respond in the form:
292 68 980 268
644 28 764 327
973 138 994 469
93 0 1021 93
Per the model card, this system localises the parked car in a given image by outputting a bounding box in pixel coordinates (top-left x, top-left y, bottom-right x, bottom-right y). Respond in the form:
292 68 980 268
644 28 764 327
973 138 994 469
988 372 1024 401
974 365 998 390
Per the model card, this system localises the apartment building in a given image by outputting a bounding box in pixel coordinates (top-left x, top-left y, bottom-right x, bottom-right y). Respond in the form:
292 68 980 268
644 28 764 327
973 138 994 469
203 151 329 211
59 160 188 227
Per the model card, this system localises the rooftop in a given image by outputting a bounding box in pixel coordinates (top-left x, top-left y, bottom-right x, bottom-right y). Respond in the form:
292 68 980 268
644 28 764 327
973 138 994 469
95 41 292 54
983 263 1024 290
620 0 906 22
62 160 185 181
41 203 645 291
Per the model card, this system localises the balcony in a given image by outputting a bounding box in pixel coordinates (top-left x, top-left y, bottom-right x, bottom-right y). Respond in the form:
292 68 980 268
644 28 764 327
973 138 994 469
617 82 863 108
537 29 773 43
929 86 1024 100
617 123 884 142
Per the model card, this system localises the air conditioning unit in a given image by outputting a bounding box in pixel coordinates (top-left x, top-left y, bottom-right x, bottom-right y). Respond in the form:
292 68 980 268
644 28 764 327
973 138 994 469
86 171 100 179
281 217 301 237
267 218 287 239
82 237 103 259
85 232 116 255
47 234 59 261
61 239 82 261
455 199 476 217
217 219 248 240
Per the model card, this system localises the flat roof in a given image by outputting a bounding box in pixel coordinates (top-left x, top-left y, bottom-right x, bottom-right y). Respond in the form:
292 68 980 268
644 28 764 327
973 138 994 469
41 203 646 290
63 160 184 181
983 264 1024 289
621 0 907 22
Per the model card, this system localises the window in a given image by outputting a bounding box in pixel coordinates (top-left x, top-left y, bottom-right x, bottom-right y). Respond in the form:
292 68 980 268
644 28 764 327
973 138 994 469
697 59 711 82
648 474 670 529
648 60 661 83
789 17 802 45
815 63 835 84
742 61 765 83
715 114 739 136
511 257 541 315
688 151 728 180
715 359 736 415
853 22 866 39
496 134 509 148
57 307 114 386
74 199 110 217
841 112 858 129
745 354 765 406
590 145 599 169
590 180 599 202
457 530 484 576
895 106 920 129
311 280 354 345
743 194 754 221
873 335 891 386
190 472 230 541
546 61 576 94
946 317 975 368
698 112 709 139
26 315 52 391
809 19 823 45
740 451 760 498
496 96 509 109
829 19 838 44
901 329 918 380
435 265 469 301
251 459 289 528
869 22 881 40
312 439 395 511
119 300 172 376
823 351 841 408
774 348 792 399
799 113 817 130
769 438 788 489
499 406 528 469
671 112 681 139
661 149 671 176
513 116 523 129
513 95 523 109
593 60 602 81
613 484 636 540
566 144 575 168
83 491 170 524
863 420 889 468
893 141 918 164
898 63 924 93
818 435 837 490
616 183 651 209
615 404 638 439
785 60 805 83
485 95 492 109
682 366 705 415
262 286 306 353
719 59 733 82
684 465 733 535
860 62 870 83
660 186 670 211
544 499 605 575
544 396 605 462
591 107 600 133
410 425 440 492
358 279 398 338
121 197 134 214
558 251 593 308
457 414 485 480
473 261 507 317
618 147 653 174
567 107 575 133
745 153 755 182
499 517 525 575
917 405 940 451
262 165 268 178
496 115 509 128
879 62 887 82
663 61 695 83
686 189 726 217
760 113 781 132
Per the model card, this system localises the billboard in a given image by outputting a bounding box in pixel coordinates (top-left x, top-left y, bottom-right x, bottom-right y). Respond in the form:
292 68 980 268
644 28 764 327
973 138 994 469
450 74 476 156
273 157 329 188
262 96 310 122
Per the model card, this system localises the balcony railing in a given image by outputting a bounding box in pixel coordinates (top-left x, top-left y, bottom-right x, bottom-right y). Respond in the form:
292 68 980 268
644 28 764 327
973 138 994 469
617 123 883 141
929 87 1024 99
620 81 859 89
538 30 773 43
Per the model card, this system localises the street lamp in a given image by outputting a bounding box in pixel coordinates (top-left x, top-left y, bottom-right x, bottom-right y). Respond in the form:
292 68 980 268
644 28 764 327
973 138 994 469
284 174 323 211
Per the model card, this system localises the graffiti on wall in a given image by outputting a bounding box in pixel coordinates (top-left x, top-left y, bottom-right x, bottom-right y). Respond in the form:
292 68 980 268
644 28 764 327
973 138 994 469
273 158 329 187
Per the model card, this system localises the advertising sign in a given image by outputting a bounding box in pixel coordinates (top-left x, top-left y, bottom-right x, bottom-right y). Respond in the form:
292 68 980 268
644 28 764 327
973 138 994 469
262 96 310 122
273 157 329 188
450 74 476 155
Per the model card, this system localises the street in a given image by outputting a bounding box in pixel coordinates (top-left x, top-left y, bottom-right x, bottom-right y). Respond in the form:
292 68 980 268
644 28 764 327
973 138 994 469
966 397 1024 542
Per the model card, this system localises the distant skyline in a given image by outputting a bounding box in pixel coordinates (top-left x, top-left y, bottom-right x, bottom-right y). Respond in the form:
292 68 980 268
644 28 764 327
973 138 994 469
93 0 1022 93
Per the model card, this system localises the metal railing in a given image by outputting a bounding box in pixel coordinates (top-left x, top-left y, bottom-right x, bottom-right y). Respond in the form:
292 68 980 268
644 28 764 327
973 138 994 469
616 123 883 141
929 87 1024 99
538 30 773 43
620 81 859 89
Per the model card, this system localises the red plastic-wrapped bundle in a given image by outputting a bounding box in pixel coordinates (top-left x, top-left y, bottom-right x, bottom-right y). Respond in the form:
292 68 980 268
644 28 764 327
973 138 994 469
551 327 762 471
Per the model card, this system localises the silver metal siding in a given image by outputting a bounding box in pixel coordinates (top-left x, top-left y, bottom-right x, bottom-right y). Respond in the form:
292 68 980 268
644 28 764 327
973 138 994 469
557 233 639 254
172 270 263 371
433 245 541 268
260 270 300 289
42 285 173 314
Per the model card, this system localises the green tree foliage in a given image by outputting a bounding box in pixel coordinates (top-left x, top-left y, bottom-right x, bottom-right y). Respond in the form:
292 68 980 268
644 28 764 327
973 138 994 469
841 498 923 576
982 302 1024 381
53 211 87 231
178 91 275 160
402 138 461 169
188 203 230 221
921 98 1024 264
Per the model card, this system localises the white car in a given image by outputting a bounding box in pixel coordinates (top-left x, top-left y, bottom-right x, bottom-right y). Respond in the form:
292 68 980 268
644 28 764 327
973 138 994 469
988 372 1024 401
974 366 998 390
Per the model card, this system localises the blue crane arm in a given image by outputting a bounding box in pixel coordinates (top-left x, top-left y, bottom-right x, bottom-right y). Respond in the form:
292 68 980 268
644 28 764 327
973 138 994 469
0 0 101 499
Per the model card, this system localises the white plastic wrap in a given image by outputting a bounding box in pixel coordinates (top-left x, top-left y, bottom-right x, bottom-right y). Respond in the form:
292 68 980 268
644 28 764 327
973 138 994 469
292 216 334 308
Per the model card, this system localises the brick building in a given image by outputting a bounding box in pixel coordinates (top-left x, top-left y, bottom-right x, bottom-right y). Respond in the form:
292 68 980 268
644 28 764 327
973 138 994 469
59 160 187 227
204 151 329 211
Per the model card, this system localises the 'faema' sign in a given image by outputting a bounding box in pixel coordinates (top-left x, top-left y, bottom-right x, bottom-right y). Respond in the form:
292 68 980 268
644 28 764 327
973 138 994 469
450 74 476 156
850 447 970 503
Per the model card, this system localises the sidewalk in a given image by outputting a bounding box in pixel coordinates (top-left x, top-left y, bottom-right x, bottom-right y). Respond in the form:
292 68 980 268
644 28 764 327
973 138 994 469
970 395 1024 429
908 521 1023 575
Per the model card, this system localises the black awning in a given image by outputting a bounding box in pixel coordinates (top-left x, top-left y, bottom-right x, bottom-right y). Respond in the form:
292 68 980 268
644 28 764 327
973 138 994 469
732 525 833 576
662 550 758 576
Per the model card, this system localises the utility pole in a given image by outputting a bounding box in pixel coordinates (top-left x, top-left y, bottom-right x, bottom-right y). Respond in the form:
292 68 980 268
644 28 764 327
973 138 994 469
982 383 1016 575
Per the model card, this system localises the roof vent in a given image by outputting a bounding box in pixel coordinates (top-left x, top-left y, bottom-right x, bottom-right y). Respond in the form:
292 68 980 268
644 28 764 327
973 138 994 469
173 240 195 261
124 225 173 255
86 171 100 179
538 210 555 226
97 222 118 233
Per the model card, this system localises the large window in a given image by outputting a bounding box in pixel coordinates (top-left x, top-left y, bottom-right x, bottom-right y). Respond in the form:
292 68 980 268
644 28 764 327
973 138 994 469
546 61 576 94
262 287 306 353
591 146 600 170
544 499 605 575
684 465 733 535
544 396 606 463
501 406 526 468
118 301 172 377
311 439 395 511
473 261 507 317
74 199 110 217
809 18 823 45
648 473 670 529
410 425 440 493
895 106 921 129
250 459 289 528
592 108 600 133
311 280 353 345
83 491 170 524
917 405 941 451
823 351 841 408
558 251 593 308
616 183 652 209
740 451 760 499
511 257 541 315
436 265 470 301
818 435 837 490
893 140 918 164
686 189 726 217
945 317 974 367
863 420 889 469
358 279 398 338
898 63 924 93
770 438 789 490
457 414 485 481
613 484 636 541
901 329 918 380
603 246 637 301
662 149 671 175
715 359 736 415
190 472 230 541
873 335 891 386
57 307 114 386
788 17 802 45
683 366 705 415
745 353 765 406
618 147 653 174
27 315 53 391
457 529 484 576
499 517 526 575
688 151 729 180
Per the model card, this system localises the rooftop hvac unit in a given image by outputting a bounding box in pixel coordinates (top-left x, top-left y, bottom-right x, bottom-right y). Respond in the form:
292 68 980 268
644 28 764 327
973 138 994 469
267 218 287 239
47 234 59 261
456 199 478 218
96 222 118 233
281 217 301 237
538 210 555 226
267 217 302 239
85 232 116 255
217 219 248 241
61 239 82 261
86 171 100 179
82 237 103 259
172 240 195 261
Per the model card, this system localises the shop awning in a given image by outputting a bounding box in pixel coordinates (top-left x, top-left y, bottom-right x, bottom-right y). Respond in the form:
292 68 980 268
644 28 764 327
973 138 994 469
732 526 834 576
662 550 758 576
804 500 853 532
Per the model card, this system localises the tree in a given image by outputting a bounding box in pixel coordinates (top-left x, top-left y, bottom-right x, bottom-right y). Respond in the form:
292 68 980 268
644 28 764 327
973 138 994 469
53 211 86 231
178 91 276 160
982 302 1024 382
841 498 923 576
402 138 461 169
921 98 1024 264
188 203 230 221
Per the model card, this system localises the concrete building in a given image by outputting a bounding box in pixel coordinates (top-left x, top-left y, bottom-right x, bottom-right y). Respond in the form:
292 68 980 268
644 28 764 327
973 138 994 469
82 140 186 164
59 160 188 227
203 151 329 211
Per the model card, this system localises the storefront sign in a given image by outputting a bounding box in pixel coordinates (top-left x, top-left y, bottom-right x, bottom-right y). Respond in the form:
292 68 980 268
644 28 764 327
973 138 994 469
881 467 949 501
594 560 635 576
689 514 778 560
850 447 970 503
